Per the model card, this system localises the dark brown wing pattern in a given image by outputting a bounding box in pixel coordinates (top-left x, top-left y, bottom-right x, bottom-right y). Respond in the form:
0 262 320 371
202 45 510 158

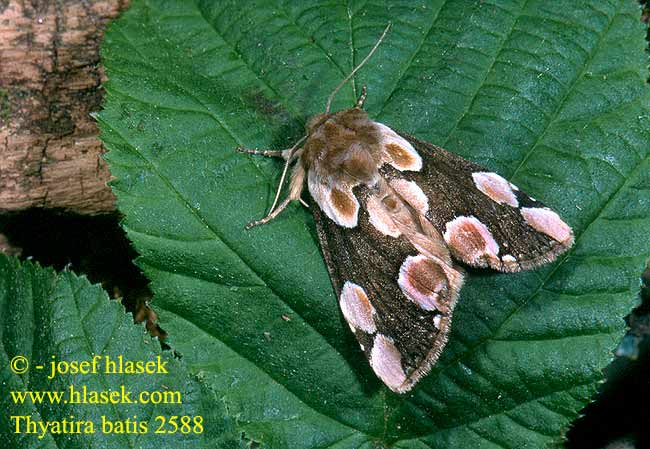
304 114 573 394
313 185 463 393
388 133 574 272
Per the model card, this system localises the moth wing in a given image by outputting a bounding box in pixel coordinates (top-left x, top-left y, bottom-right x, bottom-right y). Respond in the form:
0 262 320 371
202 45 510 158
380 132 574 272
312 186 464 393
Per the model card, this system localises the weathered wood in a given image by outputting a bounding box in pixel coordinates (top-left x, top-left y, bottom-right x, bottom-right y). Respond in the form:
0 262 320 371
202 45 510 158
0 0 128 215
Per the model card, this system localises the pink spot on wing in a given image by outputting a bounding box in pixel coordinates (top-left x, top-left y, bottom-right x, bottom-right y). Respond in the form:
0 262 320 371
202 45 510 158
366 195 401 238
398 255 449 313
370 334 407 392
501 254 518 271
376 123 422 171
389 179 429 215
443 216 500 267
330 188 358 221
308 171 359 228
472 172 519 207
521 207 573 244
339 281 377 334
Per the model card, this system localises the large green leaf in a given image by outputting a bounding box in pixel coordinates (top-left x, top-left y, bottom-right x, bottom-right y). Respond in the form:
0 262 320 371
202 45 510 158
98 0 650 447
0 254 241 449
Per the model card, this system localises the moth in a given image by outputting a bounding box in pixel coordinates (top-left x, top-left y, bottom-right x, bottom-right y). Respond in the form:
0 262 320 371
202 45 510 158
238 24 574 393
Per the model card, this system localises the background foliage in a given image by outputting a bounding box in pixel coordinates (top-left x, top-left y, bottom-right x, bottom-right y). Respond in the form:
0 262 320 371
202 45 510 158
0 254 241 448
96 0 648 447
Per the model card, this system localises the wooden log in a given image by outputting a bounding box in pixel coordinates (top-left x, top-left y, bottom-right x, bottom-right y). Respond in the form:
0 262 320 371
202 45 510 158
0 0 128 215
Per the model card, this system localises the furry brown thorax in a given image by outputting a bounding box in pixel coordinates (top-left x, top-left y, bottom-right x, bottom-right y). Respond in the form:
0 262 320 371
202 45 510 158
297 106 426 232
302 108 382 187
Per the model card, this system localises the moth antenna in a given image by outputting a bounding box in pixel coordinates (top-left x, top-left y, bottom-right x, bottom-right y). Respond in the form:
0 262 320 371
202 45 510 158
355 85 368 109
325 22 391 114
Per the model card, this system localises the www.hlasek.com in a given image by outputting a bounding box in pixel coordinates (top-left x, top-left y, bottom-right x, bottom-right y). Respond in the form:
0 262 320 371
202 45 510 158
11 383 181 405
8 354 204 439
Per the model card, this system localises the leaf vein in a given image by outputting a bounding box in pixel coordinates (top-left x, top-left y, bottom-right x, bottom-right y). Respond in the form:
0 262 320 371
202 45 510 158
375 2 446 116
507 0 623 180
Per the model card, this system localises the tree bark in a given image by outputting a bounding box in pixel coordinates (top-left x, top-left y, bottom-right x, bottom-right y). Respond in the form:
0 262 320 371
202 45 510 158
0 0 128 215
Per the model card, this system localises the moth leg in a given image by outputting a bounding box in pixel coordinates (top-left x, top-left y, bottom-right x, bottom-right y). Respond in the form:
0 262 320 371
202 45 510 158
236 147 289 159
245 197 292 229
246 163 306 229
239 136 308 224
237 135 307 162
267 145 305 214
355 85 368 109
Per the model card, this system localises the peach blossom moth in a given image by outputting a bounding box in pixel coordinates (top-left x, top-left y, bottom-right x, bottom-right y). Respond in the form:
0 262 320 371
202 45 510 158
238 24 574 393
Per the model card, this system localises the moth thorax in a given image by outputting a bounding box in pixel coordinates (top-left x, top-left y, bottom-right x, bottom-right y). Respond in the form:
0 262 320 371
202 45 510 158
339 143 377 184
303 108 383 185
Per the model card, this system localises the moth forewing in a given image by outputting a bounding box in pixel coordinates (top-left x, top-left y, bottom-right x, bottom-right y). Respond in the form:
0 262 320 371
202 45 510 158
390 135 575 272
238 24 574 393
312 190 464 393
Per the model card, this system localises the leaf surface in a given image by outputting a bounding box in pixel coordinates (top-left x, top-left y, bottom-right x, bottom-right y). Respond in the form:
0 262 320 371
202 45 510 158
0 254 241 449
98 0 650 447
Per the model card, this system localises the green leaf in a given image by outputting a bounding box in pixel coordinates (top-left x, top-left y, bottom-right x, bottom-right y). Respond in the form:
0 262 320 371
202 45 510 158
98 0 650 447
0 254 242 449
